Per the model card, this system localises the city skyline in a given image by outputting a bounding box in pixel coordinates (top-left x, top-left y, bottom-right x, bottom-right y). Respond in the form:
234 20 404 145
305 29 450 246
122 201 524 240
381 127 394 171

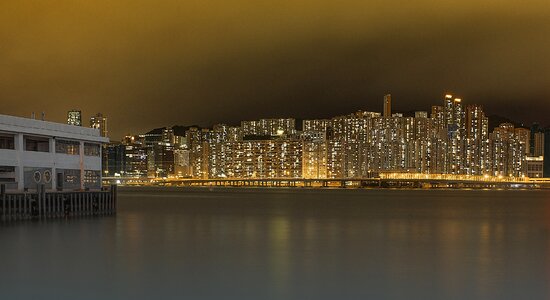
100 94 548 180
14 93 549 141
1 1 550 139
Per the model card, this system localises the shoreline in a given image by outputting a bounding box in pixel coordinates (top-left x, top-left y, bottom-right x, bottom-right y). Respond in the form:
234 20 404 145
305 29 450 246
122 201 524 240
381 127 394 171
116 184 550 191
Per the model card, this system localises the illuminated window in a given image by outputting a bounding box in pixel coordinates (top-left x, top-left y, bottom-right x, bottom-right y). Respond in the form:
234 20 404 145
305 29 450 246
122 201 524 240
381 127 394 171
84 143 100 156
56 139 80 155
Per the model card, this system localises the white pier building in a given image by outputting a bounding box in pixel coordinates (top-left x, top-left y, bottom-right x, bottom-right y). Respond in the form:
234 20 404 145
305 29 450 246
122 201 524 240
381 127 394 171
0 114 109 191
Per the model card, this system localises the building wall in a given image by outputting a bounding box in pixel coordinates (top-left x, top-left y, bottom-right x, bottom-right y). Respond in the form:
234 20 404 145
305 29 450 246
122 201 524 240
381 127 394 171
526 157 544 178
545 129 550 177
534 132 545 157
0 114 108 191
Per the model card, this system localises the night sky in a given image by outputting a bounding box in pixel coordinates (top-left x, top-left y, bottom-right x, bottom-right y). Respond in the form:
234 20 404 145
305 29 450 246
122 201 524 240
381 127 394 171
1 1 549 139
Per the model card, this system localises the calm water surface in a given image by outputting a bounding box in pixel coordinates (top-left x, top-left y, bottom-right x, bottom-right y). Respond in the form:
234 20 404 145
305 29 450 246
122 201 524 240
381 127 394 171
2 187 550 299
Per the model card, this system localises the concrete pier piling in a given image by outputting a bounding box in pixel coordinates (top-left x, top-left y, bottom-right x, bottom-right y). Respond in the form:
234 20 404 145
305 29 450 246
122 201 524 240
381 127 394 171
0 184 117 221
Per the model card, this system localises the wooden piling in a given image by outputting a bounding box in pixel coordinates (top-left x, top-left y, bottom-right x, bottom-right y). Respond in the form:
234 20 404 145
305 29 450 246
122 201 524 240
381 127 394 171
23 193 27 219
69 193 74 216
7 195 12 220
1 186 116 221
87 193 91 216
78 193 82 216
1 184 5 221
17 194 21 220
111 184 117 214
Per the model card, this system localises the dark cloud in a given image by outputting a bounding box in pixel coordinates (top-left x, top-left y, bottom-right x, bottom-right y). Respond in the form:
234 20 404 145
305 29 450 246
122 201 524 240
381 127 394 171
1 1 549 139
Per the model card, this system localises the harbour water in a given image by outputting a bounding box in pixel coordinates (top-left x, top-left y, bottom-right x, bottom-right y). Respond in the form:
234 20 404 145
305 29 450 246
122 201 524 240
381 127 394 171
2 187 550 299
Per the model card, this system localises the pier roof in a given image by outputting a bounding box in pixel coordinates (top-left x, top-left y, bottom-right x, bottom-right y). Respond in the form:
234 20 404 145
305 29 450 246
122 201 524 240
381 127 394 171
0 114 109 143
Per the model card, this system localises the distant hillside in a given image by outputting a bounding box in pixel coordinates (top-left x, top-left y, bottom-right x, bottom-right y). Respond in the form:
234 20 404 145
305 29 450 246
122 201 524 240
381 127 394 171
145 127 164 135
172 125 201 136
146 125 201 136
487 115 525 131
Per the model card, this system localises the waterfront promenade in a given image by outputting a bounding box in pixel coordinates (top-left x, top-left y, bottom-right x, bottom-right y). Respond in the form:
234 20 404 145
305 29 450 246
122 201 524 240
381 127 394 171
105 174 550 189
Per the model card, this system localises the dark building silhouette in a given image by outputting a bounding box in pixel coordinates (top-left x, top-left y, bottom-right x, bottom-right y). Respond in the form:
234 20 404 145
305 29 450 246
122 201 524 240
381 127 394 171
545 128 550 177
106 143 126 176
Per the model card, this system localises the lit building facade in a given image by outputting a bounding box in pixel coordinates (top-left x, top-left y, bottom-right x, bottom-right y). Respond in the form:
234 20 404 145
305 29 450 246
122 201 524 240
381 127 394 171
67 110 82 126
534 132 545 157
302 131 328 179
383 94 392 117
489 123 526 177
119 93 538 180
526 156 544 178
464 104 489 175
90 113 108 137
544 128 550 178
241 118 296 136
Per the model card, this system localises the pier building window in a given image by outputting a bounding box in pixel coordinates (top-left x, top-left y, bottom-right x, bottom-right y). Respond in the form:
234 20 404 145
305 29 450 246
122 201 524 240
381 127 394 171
0 134 15 149
24 136 49 152
63 169 80 184
84 170 101 188
56 139 80 155
55 169 81 190
0 166 16 183
84 143 100 156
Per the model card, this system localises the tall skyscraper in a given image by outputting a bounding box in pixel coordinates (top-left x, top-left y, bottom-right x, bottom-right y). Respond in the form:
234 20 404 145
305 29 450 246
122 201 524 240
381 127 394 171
415 111 428 119
534 132 545 156
443 95 466 174
465 104 489 175
383 94 392 117
514 128 531 155
444 94 454 126
90 113 108 137
431 105 446 139
67 110 82 126
530 123 541 155
544 128 550 178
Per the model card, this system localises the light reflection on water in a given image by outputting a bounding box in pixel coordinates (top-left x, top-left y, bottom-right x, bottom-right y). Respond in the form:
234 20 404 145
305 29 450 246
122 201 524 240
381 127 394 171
1 187 550 299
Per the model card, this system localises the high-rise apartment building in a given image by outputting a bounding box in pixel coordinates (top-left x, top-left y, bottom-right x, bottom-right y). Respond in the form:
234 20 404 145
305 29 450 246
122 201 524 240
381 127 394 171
67 110 82 126
303 119 330 133
514 128 531 155
465 105 489 175
415 111 428 119
431 105 446 139
444 94 454 126
534 132 545 157
241 118 296 136
186 127 209 179
174 149 191 177
489 123 526 177
526 156 544 178
302 131 328 179
530 123 541 155
383 94 392 117
122 136 148 177
444 96 466 174
544 128 550 177
90 113 108 137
